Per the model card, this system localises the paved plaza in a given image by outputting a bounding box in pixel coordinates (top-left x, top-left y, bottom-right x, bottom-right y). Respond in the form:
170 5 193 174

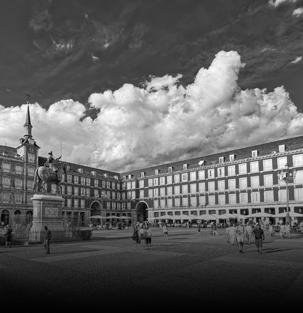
1 227 303 310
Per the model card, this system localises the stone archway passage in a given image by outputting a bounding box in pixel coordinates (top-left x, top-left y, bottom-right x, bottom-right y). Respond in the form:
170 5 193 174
136 202 148 223
13 210 22 225
26 211 33 225
1 209 9 226
90 201 102 216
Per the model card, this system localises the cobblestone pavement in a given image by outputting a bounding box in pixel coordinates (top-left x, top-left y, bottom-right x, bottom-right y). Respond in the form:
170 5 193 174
1 228 303 311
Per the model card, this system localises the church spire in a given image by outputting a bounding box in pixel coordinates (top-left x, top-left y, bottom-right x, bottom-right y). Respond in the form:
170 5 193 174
24 93 32 138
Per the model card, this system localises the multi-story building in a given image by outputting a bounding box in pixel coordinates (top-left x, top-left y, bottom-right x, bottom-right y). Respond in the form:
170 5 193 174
0 106 130 226
38 158 129 226
0 105 39 226
122 136 303 223
1 104 303 226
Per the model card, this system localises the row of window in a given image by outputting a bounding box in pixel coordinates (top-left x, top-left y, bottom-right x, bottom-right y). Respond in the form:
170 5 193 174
0 164 35 175
0 192 32 204
62 175 124 190
150 189 303 208
134 145 288 179
1 178 33 189
64 199 130 210
53 185 126 199
128 155 303 189
132 172 303 198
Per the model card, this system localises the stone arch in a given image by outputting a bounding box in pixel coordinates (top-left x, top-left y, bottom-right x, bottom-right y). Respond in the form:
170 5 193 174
90 201 102 216
13 210 22 225
1 209 10 226
25 211 33 225
135 201 149 223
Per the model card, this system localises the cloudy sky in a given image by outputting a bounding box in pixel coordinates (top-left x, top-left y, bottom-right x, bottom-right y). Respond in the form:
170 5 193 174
1 0 303 171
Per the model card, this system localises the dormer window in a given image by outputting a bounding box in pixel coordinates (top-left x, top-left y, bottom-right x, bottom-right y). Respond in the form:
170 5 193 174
279 145 285 152
155 169 159 175
183 164 188 170
168 166 173 174
229 154 235 162
252 150 258 158
78 168 83 174
141 172 146 178
219 157 225 164
128 174 133 179
198 160 205 166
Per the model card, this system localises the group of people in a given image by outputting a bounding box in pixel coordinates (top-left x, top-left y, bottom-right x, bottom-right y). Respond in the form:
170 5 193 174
226 222 267 253
132 222 152 248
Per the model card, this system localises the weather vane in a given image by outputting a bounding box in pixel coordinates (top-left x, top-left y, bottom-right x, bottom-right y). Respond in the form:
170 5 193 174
26 92 31 104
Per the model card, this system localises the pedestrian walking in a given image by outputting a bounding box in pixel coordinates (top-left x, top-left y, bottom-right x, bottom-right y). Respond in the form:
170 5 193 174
285 222 291 239
162 223 168 240
5 225 12 248
280 223 286 239
253 224 265 254
268 223 275 237
235 221 245 253
132 226 139 247
138 226 145 246
245 223 253 244
198 222 202 234
225 224 231 243
144 226 152 248
212 222 218 236
229 223 237 245
43 226 52 254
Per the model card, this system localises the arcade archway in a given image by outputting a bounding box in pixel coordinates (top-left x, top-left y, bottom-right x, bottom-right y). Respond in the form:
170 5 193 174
90 201 102 216
1 210 9 226
135 201 149 223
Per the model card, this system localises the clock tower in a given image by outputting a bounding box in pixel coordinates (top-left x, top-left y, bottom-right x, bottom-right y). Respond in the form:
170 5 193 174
16 103 40 165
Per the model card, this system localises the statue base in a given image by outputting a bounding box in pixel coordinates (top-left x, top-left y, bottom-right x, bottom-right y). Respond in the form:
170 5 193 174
29 194 71 242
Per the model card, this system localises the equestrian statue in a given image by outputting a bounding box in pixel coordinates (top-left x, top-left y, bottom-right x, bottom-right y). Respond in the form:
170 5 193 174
33 151 70 194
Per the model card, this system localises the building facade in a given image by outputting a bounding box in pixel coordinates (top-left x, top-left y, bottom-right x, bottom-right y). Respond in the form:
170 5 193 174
0 106 131 227
122 136 303 223
1 105 303 226
0 105 39 226
38 157 130 226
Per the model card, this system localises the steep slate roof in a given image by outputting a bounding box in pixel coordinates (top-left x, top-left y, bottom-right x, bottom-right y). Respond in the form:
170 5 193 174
0 145 17 157
38 157 121 179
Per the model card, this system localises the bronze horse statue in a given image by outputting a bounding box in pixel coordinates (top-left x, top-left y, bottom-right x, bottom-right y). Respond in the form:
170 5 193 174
33 158 69 194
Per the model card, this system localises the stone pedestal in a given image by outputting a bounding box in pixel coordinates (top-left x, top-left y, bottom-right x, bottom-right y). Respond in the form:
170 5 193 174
29 194 70 242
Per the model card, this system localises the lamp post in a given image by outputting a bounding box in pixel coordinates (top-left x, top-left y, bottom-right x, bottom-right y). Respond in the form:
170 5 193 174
278 164 296 226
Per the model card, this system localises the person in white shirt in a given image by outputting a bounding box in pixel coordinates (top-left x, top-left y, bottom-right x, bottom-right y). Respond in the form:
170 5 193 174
268 223 275 237
245 223 253 244
225 225 230 243
280 223 286 239
162 223 168 240
229 223 237 246
235 221 245 253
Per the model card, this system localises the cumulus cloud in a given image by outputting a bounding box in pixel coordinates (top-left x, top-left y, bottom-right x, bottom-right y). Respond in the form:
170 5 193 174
1 51 303 172
291 56 302 63
269 0 297 7
293 7 303 16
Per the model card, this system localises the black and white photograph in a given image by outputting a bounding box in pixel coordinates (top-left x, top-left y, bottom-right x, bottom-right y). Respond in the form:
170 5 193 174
1 0 303 310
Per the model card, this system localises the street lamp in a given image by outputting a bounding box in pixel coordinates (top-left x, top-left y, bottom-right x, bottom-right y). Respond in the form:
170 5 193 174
278 163 296 226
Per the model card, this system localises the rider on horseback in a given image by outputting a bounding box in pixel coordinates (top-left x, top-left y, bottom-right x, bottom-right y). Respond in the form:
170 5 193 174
44 151 62 180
